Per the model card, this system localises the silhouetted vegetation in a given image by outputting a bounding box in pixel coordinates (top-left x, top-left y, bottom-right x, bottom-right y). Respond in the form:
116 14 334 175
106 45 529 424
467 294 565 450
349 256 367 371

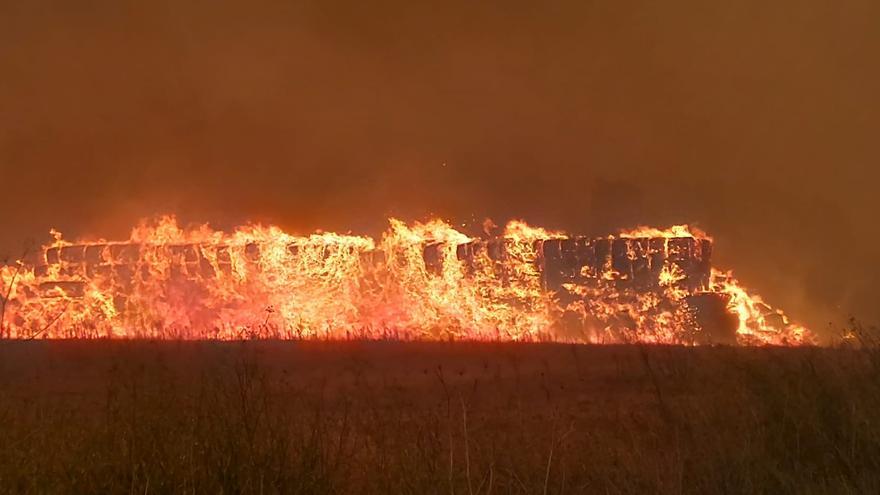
1 338 879 494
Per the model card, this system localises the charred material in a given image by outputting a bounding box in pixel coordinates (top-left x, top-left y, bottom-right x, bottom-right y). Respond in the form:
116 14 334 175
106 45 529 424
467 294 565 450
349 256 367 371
33 236 713 295
21 235 734 343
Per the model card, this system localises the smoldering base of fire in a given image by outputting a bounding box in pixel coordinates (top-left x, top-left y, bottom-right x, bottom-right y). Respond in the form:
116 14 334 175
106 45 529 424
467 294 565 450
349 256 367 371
0 216 811 345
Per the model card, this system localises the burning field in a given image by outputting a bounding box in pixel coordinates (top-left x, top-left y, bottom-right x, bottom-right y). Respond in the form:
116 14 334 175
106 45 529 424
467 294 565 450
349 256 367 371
3 0 879 491
1 216 810 345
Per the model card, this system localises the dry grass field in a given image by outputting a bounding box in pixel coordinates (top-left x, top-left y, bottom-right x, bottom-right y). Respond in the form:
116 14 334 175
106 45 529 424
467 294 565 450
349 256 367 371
1 339 879 494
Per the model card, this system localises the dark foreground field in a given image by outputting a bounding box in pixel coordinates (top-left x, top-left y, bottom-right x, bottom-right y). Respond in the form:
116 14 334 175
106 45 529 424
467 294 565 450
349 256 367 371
1 341 879 494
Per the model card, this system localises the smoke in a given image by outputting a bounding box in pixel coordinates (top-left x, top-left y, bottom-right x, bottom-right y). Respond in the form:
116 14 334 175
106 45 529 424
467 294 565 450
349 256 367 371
1 0 878 332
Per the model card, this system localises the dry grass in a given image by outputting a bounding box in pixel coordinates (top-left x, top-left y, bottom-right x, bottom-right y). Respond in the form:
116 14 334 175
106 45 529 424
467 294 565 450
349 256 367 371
1 339 879 494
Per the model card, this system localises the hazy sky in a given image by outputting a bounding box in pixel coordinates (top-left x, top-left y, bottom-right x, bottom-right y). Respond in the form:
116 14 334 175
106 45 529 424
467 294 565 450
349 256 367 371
1 0 878 331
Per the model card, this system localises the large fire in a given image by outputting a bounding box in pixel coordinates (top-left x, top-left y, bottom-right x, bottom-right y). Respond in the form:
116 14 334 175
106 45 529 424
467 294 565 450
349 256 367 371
0 216 812 345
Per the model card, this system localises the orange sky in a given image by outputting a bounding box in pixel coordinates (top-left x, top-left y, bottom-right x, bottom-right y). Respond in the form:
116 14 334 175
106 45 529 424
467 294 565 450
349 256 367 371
1 0 878 332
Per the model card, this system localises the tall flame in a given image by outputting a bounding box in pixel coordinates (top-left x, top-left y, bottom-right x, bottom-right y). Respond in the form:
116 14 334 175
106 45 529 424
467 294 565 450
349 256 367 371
0 216 813 345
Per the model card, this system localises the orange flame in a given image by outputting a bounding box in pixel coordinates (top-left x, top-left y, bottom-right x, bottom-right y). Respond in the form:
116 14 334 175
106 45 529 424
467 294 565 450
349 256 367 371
0 217 813 345
618 224 710 240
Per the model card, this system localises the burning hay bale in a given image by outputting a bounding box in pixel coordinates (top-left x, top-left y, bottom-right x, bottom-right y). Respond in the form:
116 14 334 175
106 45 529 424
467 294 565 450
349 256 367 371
0 216 811 344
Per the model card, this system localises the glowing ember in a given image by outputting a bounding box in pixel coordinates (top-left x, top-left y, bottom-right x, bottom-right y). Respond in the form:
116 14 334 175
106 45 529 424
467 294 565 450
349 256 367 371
0 216 812 344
